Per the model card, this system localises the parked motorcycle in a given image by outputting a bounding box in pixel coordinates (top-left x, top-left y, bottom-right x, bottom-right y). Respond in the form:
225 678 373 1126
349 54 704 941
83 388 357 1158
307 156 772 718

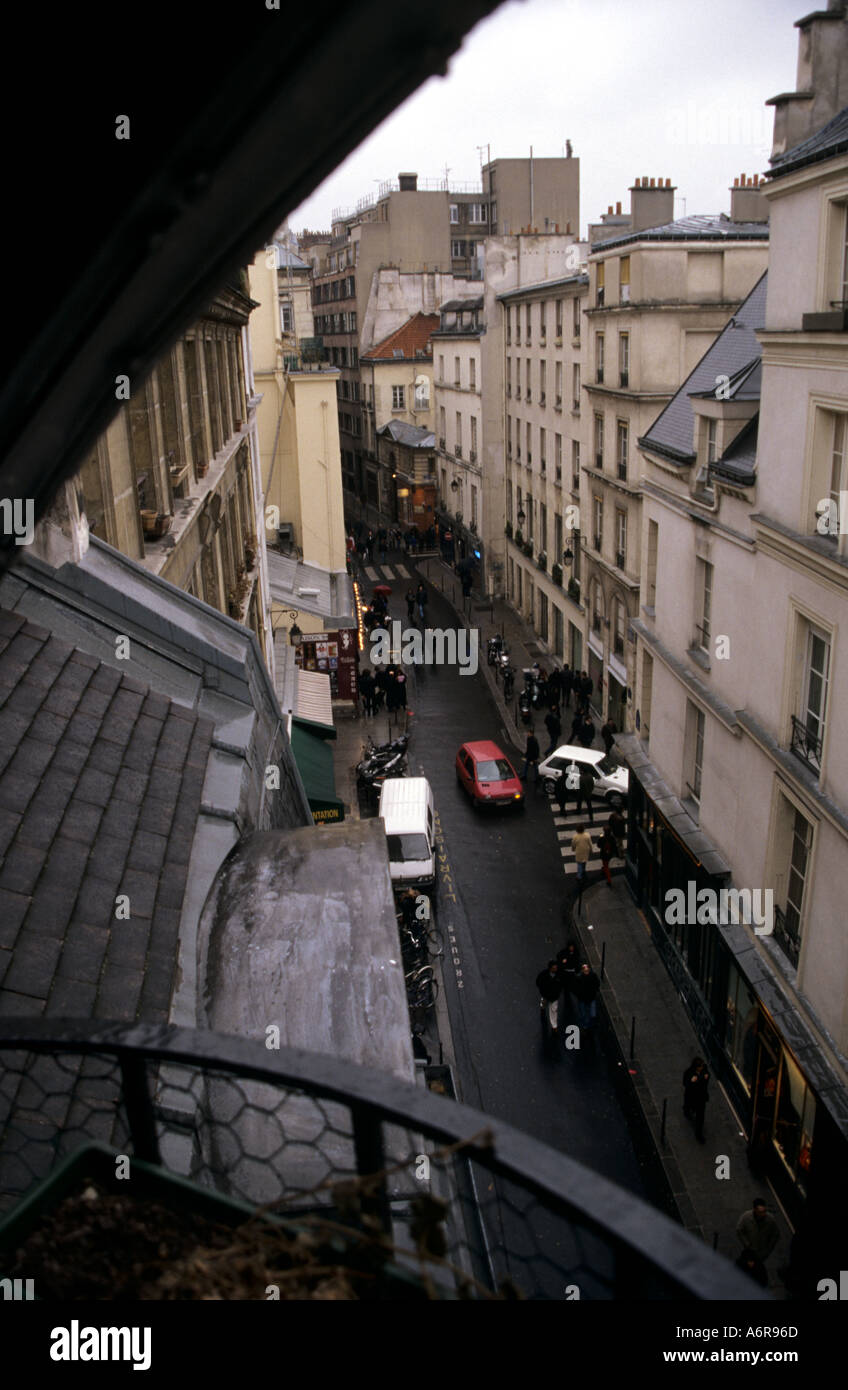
522 667 542 709
487 634 506 666
502 664 516 701
356 749 408 785
518 686 532 726
363 732 410 759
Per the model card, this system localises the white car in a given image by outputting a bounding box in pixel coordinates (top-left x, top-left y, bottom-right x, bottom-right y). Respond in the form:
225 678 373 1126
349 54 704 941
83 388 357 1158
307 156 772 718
537 744 629 808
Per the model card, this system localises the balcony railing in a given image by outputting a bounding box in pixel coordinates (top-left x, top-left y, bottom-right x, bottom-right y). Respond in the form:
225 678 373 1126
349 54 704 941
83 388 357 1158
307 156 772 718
618 462 627 481
616 550 626 570
773 905 801 969
790 714 823 776
0 1021 764 1301
439 437 446 450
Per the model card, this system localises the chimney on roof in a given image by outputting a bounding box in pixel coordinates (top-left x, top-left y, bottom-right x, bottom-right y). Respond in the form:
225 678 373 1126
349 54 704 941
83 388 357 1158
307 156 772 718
398 172 418 192
616 201 622 214
729 172 769 223
630 175 676 232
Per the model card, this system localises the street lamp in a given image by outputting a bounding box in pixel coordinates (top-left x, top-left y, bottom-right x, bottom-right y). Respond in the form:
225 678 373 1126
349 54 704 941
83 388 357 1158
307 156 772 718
450 478 460 492
563 546 574 564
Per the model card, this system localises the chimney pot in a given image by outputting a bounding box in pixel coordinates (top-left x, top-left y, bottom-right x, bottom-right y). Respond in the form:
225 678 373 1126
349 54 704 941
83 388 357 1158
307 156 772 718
608 205 613 214
649 178 655 187
666 178 672 188
642 175 649 185
616 201 622 214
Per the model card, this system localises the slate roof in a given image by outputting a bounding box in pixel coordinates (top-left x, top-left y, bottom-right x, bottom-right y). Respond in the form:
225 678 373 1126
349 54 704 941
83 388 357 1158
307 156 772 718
438 297 484 312
638 272 768 481
593 214 769 251
768 104 848 179
0 607 214 1023
377 419 435 448
361 312 439 361
265 549 355 627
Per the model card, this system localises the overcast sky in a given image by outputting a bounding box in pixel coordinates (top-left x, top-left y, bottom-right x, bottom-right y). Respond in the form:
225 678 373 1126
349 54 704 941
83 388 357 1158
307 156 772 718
292 0 802 237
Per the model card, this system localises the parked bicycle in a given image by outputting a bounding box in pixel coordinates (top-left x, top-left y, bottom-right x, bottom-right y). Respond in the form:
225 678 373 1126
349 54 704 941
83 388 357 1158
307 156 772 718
405 963 439 1011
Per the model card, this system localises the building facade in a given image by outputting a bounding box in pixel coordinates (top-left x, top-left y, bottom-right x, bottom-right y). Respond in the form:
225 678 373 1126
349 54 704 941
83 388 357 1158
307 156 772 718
619 3 848 1230
76 280 271 669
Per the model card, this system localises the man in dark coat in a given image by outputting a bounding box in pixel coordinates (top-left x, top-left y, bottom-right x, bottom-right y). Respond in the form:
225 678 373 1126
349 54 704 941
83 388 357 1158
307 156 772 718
577 715 596 749
544 708 562 757
572 963 600 1030
601 718 617 755
575 765 595 824
560 664 573 708
520 733 541 781
682 1056 710 1143
359 668 375 717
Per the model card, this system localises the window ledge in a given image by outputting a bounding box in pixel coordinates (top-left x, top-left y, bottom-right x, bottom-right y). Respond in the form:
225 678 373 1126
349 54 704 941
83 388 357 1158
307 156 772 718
687 645 711 672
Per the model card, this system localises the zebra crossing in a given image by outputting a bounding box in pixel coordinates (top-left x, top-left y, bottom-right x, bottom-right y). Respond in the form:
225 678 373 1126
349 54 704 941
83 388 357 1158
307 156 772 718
544 793 627 879
362 563 413 582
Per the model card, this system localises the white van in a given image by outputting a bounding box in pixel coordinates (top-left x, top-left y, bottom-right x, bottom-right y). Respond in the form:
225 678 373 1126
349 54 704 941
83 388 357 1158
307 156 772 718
379 777 436 891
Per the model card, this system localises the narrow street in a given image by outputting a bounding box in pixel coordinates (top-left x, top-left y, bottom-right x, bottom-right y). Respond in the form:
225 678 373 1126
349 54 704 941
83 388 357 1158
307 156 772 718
361 558 666 1294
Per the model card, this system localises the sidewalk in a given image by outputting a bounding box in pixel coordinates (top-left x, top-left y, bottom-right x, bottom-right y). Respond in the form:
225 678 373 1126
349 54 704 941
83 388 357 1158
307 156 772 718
426 554 794 1294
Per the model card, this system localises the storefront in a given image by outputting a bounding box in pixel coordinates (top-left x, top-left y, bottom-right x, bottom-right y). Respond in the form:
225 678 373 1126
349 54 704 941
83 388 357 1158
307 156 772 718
587 633 604 713
618 733 848 1231
606 654 628 730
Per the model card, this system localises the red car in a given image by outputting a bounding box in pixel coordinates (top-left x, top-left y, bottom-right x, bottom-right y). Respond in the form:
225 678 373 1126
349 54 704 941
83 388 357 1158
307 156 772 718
455 740 524 810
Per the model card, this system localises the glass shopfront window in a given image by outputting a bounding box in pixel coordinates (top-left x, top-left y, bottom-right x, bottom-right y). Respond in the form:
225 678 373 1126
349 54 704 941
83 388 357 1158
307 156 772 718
724 963 759 1095
773 1049 814 1197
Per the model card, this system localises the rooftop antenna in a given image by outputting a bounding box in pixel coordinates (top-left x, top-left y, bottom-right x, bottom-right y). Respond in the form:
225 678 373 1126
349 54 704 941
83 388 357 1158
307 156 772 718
443 164 451 190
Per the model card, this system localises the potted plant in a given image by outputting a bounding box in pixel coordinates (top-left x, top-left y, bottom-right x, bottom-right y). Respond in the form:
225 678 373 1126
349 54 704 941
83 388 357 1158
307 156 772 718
228 590 241 619
196 460 209 479
537 551 547 572
522 540 533 559
514 529 523 547
551 563 563 587
140 510 172 541
244 532 258 570
567 576 581 601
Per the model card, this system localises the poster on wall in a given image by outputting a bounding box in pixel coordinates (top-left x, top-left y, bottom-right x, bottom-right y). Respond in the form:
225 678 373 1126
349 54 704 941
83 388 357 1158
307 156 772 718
293 629 358 700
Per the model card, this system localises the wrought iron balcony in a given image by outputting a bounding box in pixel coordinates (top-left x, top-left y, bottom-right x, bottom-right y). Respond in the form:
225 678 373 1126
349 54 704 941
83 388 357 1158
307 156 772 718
0 1020 761 1301
790 714 822 776
773 905 801 969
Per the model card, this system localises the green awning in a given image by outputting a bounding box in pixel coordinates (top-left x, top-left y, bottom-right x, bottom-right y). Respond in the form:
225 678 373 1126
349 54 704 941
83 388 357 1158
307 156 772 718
290 722 344 823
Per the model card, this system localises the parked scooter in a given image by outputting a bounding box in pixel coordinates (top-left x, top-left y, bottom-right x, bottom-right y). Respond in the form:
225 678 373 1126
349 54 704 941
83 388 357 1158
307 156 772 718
522 667 542 709
518 686 532 726
502 664 515 701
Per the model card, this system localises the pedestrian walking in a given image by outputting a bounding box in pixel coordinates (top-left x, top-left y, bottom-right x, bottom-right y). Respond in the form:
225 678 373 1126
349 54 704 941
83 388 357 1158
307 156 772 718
571 824 593 885
580 672 593 703
396 669 407 708
359 668 375 717
682 1056 710 1143
577 714 596 749
736 1199 780 1269
547 668 561 708
536 960 563 1037
561 664 573 709
601 718 617 756
598 827 614 886
608 807 626 858
556 942 581 994
366 530 375 562
575 766 595 824
406 588 416 622
544 708 562 757
569 709 583 743
416 582 428 624
572 962 600 1030
554 767 570 815
520 733 541 781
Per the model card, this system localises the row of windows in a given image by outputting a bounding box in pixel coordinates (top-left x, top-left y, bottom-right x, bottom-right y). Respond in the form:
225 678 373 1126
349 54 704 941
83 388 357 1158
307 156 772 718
506 296 582 344
506 358 580 408
595 255 631 308
314 311 358 335
449 202 488 224
592 412 630 480
507 419 580 484
437 355 478 390
326 345 358 368
313 276 356 304
437 407 479 459
594 332 630 386
508 486 578 564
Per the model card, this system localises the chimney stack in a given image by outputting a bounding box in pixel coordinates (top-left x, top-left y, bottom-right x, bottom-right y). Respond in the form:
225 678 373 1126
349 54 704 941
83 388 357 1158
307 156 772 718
630 175 676 232
729 172 769 223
